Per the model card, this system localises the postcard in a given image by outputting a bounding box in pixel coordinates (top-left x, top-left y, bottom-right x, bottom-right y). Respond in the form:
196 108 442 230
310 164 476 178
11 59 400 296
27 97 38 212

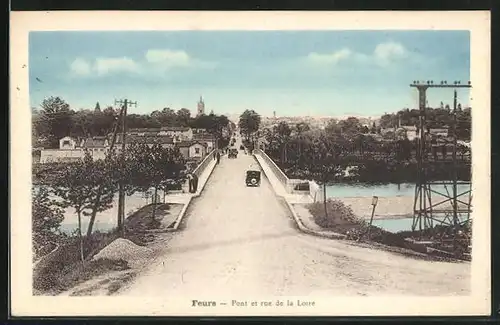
10 10 491 317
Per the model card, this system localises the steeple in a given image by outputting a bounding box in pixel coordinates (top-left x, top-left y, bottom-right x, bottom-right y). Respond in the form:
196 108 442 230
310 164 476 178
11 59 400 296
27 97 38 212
197 95 205 116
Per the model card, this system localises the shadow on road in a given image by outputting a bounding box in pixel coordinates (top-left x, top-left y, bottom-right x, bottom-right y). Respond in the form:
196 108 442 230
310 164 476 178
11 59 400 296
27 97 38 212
165 230 298 255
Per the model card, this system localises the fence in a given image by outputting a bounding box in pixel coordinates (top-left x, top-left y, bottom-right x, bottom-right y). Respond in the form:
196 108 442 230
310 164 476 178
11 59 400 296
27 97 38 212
192 149 216 179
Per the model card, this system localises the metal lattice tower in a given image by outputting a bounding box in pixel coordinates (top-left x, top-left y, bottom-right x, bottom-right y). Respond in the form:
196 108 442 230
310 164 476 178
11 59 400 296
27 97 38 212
410 80 472 251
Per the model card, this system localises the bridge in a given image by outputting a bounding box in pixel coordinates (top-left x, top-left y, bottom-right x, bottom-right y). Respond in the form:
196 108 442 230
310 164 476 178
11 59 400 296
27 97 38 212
116 135 470 297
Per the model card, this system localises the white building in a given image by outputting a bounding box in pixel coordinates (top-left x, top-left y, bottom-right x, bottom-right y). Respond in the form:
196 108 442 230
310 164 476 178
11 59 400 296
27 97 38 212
176 141 207 160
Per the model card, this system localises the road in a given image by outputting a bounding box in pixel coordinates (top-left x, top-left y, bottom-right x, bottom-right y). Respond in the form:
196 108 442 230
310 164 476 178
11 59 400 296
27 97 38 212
117 136 470 297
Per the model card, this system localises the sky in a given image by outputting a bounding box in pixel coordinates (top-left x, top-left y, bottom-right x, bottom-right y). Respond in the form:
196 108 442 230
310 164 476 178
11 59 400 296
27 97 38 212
29 30 470 117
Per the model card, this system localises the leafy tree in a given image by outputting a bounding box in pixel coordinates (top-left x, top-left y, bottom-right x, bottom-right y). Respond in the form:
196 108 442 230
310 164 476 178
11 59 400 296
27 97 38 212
39 96 74 147
53 152 116 261
238 109 261 139
379 113 397 129
295 122 310 134
127 144 186 220
338 117 362 136
306 134 346 220
176 108 191 126
275 122 292 163
32 186 65 259
295 122 310 156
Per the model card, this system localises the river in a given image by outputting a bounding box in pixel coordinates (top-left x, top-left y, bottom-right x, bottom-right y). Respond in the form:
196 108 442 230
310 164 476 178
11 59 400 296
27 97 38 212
325 182 472 233
35 182 472 235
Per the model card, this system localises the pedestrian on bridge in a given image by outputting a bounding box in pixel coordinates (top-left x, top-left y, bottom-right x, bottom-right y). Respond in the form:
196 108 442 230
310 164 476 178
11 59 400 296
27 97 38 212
187 173 194 193
192 173 199 193
216 151 221 164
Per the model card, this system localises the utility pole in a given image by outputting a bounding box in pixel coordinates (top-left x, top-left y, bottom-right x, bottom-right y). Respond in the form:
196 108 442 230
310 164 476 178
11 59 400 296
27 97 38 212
114 99 137 235
87 105 124 238
409 80 471 251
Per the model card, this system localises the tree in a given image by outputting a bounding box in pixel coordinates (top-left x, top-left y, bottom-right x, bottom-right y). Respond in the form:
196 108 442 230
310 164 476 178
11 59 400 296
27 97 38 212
338 117 362 136
94 102 101 112
238 109 261 139
295 122 310 134
295 122 310 156
151 107 178 126
39 96 74 147
306 134 346 220
176 108 191 126
53 152 117 261
275 122 292 163
379 113 397 129
370 122 377 134
32 186 65 259
127 144 186 220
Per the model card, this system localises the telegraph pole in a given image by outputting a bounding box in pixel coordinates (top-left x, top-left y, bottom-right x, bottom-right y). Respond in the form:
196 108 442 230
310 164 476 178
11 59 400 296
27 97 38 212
114 99 137 235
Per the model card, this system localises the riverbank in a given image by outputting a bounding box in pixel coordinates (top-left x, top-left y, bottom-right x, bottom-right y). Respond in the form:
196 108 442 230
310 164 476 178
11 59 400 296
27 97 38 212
334 195 471 220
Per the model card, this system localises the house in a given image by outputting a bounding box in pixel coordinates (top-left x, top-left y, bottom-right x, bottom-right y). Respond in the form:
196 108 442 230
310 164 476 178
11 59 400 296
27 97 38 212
192 128 207 134
429 128 449 137
175 141 207 159
114 134 175 151
158 126 193 140
59 136 78 150
400 125 418 140
192 133 215 151
80 136 109 159
40 136 108 163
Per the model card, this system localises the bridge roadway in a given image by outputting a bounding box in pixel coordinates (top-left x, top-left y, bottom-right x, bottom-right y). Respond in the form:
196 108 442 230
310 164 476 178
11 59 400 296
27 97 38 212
117 139 469 297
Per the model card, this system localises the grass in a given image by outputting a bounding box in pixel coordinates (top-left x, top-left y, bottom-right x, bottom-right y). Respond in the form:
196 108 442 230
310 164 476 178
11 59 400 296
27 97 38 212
306 199 414 248
33 203 171 295
34 254 130 295
305 199 470 261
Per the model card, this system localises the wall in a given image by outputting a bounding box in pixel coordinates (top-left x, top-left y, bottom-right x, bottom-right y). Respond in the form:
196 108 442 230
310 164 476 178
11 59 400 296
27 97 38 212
40 149 84 163
179 147 189 159
253 148 289 191
40 148 107 163
254 148 320 202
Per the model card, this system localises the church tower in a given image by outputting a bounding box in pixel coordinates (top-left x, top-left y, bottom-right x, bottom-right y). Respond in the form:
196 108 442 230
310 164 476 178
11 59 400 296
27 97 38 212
197 96 205 116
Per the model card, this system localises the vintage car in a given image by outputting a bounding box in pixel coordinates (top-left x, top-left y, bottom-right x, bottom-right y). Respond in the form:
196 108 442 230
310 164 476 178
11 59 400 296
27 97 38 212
245 170 261 187
228 148 238 158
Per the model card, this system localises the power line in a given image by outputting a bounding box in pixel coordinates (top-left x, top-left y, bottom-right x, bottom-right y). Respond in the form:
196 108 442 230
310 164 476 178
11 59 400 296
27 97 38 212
114 99 137 235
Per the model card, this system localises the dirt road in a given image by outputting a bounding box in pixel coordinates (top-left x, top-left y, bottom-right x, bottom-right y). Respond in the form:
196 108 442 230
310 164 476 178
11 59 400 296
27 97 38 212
117 139 470 297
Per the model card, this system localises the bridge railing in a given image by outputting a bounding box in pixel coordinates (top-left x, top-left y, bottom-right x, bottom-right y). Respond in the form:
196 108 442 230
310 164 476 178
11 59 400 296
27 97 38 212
254 148 290 192
193 149 216 179
254 148 320 202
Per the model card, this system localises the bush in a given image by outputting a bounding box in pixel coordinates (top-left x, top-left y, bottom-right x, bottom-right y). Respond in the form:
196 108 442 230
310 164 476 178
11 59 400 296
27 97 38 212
307 199 364 229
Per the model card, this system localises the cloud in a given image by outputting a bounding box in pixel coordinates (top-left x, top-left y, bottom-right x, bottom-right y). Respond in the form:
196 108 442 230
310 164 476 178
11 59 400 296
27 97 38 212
95 57 140 76
373 41 408 66
68 49 215 78
70 58 92 76
307 48 352 65
306 41 410 67
145 49 191 66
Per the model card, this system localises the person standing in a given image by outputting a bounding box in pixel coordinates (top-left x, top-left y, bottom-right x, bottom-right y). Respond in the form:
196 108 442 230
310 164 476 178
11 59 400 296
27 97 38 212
216 151 221 164
187 173 194 193
192 173 199 193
